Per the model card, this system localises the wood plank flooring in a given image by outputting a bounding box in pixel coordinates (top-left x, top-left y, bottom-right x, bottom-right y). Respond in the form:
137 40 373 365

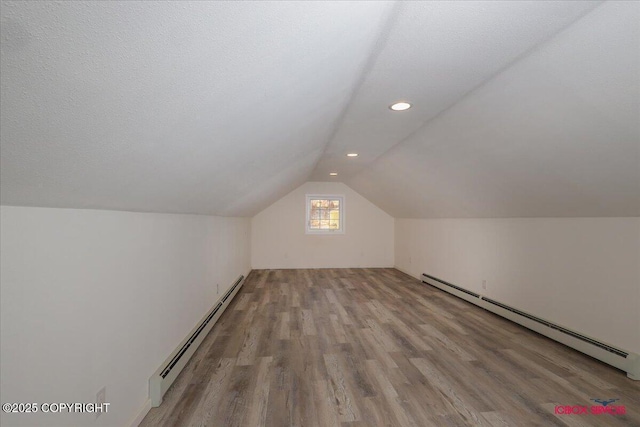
140 268 640 427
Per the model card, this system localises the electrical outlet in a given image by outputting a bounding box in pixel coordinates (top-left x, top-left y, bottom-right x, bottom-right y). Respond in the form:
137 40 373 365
482 280 487 290
217 283 219 294
96 386 106 419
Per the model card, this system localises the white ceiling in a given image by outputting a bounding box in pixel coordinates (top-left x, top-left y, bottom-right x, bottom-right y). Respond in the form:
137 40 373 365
1 1 638 218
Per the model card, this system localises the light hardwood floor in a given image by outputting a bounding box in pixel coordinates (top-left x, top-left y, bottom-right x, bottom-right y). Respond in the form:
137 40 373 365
140 268 640 426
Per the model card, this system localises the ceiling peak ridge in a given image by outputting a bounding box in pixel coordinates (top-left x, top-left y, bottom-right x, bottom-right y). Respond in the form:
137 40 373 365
304 1 403 182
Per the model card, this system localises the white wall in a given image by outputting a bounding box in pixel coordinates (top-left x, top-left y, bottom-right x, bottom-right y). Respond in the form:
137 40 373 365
252 182 394 269
395 217 640 355
0 206 251 427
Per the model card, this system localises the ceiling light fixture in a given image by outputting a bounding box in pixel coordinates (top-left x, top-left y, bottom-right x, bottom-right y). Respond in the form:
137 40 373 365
346 153 358 157
390 102 411 111
329 172 338 176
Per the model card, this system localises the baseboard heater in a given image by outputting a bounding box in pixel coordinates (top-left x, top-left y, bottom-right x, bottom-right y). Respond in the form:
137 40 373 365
421 273 639 380
149 275 246 407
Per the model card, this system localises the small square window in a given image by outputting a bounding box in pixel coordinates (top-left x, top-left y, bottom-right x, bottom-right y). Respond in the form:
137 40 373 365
306 194 344 234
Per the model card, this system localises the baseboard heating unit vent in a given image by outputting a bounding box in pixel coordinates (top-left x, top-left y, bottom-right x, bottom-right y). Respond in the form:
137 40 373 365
421 273 639 381
150 275 246 407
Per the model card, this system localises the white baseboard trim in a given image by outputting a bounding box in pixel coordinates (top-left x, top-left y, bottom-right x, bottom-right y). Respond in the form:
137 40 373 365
421 272 640 381
393 265 419 279
128 399 151 427
150 274 246 407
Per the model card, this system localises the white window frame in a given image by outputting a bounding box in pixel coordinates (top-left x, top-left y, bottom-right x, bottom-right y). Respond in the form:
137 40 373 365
305 194 345 235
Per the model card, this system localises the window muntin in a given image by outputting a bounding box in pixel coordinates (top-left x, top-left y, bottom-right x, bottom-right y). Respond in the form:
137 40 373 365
306 195 344 234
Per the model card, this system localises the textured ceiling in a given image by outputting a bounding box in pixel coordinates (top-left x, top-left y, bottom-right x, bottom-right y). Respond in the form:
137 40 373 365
0 1 393 216
348 0 640 217
1 1 638 218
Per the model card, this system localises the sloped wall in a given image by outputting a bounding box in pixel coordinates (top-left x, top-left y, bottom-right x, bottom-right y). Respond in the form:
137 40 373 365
0 206 251 427
252 182 394 268
395 217 640 355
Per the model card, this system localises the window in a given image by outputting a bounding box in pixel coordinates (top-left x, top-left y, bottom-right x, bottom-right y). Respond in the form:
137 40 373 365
305 194 344 234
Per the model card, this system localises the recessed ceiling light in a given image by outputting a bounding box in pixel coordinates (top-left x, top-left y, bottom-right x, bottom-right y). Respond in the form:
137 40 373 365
390 102 411 111
346 153 358 157
329 172 338 176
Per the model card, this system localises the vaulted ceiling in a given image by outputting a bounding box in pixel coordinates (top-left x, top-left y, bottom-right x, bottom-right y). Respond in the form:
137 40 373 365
1 1 638 217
